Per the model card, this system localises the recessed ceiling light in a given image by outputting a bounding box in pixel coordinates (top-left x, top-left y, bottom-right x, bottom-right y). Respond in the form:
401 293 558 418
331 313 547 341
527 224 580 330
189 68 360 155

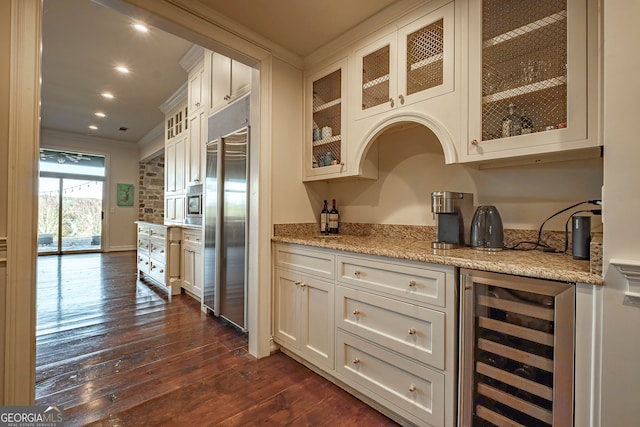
133 23 149 33
89 125 98 130
101 92 114 99
94 112 106 118
115 66 129 74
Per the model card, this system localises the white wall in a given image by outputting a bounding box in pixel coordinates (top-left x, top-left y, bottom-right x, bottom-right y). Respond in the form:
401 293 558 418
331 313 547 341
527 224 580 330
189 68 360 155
270 58 315 225
40 128 139 251
309 124 603 231
600 1 640 424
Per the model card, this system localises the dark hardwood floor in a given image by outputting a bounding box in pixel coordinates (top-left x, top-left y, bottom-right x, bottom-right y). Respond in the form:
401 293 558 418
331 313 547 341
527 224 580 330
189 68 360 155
36 251 398 426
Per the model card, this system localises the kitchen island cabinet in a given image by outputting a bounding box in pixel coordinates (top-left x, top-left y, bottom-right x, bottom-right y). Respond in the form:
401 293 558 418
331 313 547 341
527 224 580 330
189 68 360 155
136 222 181 299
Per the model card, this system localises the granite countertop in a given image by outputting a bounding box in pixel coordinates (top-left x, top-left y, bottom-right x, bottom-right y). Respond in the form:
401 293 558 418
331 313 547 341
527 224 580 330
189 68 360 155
272 233 603 285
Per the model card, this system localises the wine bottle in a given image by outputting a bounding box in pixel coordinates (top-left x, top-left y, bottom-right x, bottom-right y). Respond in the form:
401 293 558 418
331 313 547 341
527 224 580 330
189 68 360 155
501 103 522 137
320 200 329 234
329 199 339 234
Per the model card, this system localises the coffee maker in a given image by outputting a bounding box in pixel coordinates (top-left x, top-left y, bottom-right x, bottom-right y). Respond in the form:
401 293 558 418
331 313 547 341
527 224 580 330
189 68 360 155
431 191 474 249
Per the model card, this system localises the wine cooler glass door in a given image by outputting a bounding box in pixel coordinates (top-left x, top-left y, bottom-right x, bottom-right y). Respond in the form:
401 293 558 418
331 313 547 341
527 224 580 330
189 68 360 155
459 269 575 427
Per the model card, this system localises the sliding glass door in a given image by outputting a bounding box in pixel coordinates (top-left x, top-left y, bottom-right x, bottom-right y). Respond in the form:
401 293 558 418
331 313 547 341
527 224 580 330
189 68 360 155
38 149 105 255
38 177 104 254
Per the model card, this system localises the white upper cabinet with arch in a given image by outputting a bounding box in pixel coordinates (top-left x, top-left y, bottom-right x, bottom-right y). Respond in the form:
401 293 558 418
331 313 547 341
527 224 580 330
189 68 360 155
352 1 455 121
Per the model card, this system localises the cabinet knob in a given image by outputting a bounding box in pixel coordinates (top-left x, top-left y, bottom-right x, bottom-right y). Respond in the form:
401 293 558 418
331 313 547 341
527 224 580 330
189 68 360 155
409 384 417 392
144 261 149 265
399 94 405 105
294 280 302 285
224 94 231 101
408 328 417 335
471 139 479 146
408 280 417 287
354 270 361 278
195 102 201 107
159 269 164 273
300 283 307 288
352 358 360 365
160 249 165 253
353 309 361 316
389 98 395 108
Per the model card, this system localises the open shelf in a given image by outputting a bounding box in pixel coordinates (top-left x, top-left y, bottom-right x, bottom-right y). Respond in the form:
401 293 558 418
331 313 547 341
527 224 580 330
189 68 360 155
313 135 342 147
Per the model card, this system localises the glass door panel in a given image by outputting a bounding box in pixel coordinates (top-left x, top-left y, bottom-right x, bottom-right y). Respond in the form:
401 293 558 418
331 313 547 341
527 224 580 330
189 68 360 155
60 179 103 253
38 177 61 254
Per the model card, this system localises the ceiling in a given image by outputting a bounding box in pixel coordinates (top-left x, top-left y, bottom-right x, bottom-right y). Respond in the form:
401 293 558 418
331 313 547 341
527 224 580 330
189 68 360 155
41 0 398 144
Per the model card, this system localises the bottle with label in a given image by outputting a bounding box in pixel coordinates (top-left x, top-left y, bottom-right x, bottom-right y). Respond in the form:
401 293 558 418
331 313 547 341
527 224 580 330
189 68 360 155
501 103 522 137
320 200 329 234
329 199 339 234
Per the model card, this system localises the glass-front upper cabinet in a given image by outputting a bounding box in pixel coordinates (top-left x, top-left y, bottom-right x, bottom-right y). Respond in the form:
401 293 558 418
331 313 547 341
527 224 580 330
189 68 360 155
304 58 348 181
467 0 597 160
354 1 454 120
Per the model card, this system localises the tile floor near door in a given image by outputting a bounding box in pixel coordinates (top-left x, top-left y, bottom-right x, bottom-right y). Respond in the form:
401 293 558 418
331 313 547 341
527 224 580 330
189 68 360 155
35 252 398 426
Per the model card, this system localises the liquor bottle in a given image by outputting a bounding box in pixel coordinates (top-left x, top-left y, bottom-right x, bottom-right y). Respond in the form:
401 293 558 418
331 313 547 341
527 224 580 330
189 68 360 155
320 200 329 234
329 199 339 234
501 103 522 137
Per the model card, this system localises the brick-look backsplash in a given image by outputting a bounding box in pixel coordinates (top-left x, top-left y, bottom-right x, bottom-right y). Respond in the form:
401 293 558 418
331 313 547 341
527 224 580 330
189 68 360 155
138 154 165 223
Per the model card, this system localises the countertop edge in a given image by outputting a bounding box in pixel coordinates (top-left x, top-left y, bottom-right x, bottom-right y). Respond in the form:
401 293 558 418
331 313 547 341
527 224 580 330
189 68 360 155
272 236 604 286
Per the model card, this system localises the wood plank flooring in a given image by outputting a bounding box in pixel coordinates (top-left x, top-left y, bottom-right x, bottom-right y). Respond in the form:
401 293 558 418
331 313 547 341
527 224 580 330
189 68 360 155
36 252 398 426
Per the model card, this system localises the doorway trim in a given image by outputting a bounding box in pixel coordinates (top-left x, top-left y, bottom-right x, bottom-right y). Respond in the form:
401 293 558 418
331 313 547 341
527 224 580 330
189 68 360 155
5 0 40 404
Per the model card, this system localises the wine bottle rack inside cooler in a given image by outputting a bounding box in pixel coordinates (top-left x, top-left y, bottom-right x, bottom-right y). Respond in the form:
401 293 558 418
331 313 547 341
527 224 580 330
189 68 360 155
459 269 575 427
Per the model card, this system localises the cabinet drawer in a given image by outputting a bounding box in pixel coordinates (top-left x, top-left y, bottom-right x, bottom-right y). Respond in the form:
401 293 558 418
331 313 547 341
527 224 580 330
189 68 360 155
137 235 150 254
337 255 446 307
336 286 445 370
275 244 335 280
149 259 167 285
149 227 167 239
336 330 444 426
149 237 167 261
183 230 203 245
137 253 150 274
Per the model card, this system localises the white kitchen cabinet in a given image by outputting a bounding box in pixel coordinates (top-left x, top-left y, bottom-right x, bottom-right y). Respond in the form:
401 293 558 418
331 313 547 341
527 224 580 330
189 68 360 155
303 58 356 182
188 60 205 114
353 1 454 121
463 0 600 162
273 244 336 371
165 134 186 194
207 51 252 116
164 194 185 224
187 110 206 184
273 268 335 371
136 222 181 299
272 243 456 426
181 229 203 299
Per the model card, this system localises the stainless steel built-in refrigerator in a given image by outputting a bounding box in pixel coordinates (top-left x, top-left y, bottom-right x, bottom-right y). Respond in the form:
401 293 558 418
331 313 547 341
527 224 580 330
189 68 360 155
203 95 249 330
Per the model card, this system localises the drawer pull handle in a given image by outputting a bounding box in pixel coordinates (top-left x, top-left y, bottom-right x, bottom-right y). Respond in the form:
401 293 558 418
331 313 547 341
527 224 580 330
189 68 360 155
352 358 360 365
408 328 417 335
144 262 149 265
354 270 361 278
408 280 417 287
294 281 301 285
409 384 417 392
353 309 361 316
160 249 165 253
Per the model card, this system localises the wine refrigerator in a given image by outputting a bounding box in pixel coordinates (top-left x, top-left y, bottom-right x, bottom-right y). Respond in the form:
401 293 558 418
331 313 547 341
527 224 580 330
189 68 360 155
459 269 575 426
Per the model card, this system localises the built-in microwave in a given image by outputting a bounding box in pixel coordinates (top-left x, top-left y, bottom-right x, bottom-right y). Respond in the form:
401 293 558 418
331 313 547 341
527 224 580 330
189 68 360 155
185 183 203 225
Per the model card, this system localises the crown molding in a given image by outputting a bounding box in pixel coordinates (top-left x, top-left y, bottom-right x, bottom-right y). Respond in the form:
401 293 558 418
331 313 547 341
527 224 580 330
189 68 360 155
158 82 187 113
179 44 205 72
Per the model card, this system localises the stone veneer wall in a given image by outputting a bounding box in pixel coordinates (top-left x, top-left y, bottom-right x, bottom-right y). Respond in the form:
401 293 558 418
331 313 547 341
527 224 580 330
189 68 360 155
138 154 164 223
